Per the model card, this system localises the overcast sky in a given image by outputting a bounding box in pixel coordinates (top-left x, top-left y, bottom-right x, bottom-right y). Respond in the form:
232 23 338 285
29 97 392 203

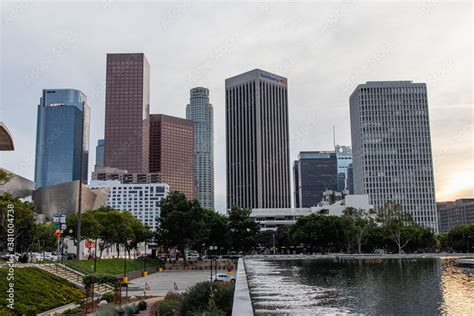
1 0 472 212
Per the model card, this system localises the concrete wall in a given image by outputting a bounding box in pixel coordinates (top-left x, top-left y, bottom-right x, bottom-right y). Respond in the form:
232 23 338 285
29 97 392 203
232 258 254 316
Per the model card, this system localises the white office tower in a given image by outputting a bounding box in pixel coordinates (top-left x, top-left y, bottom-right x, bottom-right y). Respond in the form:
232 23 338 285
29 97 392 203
186 87 215 210
349 81 437 231
90 180 169 231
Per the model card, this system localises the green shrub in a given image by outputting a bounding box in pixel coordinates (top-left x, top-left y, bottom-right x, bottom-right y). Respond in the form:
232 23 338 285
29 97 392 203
124 304 137 315
180 282 235 315
194 309 227 316
137 300 147 311
95 304 116 316
159 299 181 316
100 292 116 303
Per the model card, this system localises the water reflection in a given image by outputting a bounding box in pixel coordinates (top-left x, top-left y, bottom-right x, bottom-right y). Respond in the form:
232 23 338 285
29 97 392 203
246 257 473 315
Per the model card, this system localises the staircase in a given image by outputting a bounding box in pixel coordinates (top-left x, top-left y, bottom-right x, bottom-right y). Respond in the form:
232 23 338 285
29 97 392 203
37 263 113 295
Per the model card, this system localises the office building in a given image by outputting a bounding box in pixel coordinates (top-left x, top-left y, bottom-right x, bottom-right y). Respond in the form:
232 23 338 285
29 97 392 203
346 163 354 194
350 81 437 231
437 199 474 232
90 180 169 231
251 193 372 231
149 114 195 199
34 89 90 189
335 145 352 192
95 139 104 167
293 151 337 208
225 69 291 209
91 165 161 184
186 87 214 209
104 53 150 173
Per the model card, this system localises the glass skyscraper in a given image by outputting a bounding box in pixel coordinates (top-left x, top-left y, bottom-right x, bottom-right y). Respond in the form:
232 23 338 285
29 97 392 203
350 81 437 231
95 139 104 166
335 145 352 192
293 151 338 208
34 89 90 189
186 87 214 210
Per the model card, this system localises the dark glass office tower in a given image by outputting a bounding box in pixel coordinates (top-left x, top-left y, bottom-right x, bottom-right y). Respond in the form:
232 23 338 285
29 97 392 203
34 89 90 189
225 69 291 209
293 151 337 208
104 53 150 173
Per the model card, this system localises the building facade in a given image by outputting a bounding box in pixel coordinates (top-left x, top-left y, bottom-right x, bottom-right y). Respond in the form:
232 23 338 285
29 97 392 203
34 89 90 189
350 81 437 231
346 163 354 194
104 53 150 173
251 194 372 231
335 145 352 192
437 199 474 232
95 139 104 167
91 166 161 184
293 151 337 208
90 180 169 231
225 69 291 209
149 114 195 199
186 87 214 209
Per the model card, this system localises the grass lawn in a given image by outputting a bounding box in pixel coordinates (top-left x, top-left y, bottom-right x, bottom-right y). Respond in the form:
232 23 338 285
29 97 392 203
0 268 85 315
65 258 161 275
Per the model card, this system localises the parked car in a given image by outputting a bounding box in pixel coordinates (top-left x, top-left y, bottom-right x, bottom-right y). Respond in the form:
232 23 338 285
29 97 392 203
210 273 235 283
186 254 200 262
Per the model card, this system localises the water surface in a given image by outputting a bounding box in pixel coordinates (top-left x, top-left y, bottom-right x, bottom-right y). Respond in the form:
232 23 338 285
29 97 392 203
245 257 473 315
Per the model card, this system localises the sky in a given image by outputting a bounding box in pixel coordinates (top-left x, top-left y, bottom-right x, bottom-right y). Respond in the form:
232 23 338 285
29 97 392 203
0 0 472 212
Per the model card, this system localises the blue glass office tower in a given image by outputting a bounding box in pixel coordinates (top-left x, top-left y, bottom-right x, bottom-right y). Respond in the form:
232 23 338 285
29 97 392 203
96 139 104 167
34 89 90 189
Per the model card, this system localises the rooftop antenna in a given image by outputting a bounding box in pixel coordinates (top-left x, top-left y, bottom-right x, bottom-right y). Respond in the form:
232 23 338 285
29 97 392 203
333 125 336 150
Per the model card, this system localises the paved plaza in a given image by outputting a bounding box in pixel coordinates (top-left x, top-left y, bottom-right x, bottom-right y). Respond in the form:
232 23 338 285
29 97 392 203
126 270 228 296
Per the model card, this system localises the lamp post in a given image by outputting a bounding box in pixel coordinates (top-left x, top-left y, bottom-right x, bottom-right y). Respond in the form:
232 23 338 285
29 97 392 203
75 101 85 263
209 245 216 281
143 241 147 277
123 240 131 283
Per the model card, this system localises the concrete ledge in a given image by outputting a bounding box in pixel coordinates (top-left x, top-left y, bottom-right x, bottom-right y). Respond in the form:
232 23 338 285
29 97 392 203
232 258 253 316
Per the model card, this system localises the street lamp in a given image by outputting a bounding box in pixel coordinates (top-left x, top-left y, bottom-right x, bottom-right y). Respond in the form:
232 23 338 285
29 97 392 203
209 245 217 281
123 240 132 283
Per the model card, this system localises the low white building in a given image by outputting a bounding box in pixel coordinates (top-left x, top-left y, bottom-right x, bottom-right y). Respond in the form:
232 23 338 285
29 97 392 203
90 180 169 231
251 193 373 231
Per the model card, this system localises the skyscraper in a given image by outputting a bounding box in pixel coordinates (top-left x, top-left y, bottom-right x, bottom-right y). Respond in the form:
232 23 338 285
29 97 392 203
34 89 90 189
335 145 352 192
350 81 437 231
186 87 214 209
95 139 104 167
149 114 196 199
293 151 337 208
104 53 150 173
225 69 291 209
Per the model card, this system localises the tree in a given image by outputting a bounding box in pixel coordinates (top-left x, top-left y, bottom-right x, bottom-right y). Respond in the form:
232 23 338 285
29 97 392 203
157 192 204 262
0 168 12 185
0 194 36 253
289 214 345 254
448 223 474 253
343 207 374 254
31 224 57 252
376 201 416 254
227 206 260 253
123 211 153 256
196 208 229 255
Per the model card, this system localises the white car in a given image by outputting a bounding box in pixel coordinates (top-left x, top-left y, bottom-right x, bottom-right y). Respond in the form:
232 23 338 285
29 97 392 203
186 254 200 262
210 273 235 283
